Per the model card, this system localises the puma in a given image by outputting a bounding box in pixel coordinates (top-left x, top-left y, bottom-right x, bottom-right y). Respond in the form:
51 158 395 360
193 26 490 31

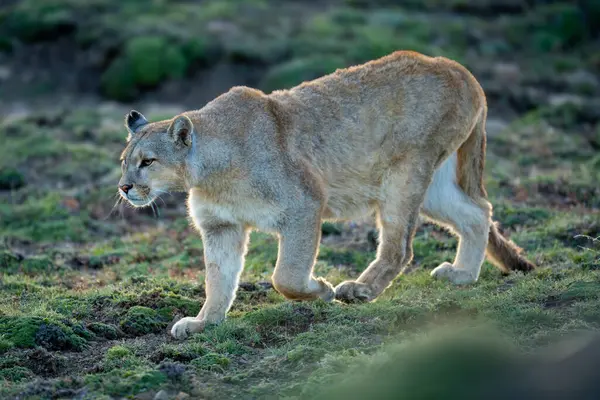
117 51 535 339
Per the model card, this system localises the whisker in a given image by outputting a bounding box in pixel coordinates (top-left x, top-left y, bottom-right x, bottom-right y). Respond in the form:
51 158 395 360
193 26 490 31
150 202 158 219
104 195 123 221
155 195 167 207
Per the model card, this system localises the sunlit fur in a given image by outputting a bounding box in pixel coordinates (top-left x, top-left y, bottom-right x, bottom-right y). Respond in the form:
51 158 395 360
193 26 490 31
117 51 535 340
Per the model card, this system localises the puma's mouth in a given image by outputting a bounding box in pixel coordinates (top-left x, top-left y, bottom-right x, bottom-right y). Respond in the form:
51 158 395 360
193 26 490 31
127 197 154 207
119 191 154 208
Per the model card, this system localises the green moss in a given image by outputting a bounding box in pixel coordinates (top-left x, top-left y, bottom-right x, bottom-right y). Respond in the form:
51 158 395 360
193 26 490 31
0 189 115 242
0 317 43 348
87 323 120 340
190 353 230 372
0 366 34 382
0 316 88 351
120 306 166 336
286 345 326 364
242 302 325 345
85 368 167 397
106 345 132 360
194 320 261 355
102 345 143 372
157 342 207 362
35 322 87 351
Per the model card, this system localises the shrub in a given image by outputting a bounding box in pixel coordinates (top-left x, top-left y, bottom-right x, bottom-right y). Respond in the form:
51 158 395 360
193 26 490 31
101 36 188 101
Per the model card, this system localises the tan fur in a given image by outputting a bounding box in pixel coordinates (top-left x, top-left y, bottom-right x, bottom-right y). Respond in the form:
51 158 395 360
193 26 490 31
117 51 535 339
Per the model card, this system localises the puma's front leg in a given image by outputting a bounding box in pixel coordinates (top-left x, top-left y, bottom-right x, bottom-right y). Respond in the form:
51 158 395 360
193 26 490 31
271 205 335 302
171 220 248 340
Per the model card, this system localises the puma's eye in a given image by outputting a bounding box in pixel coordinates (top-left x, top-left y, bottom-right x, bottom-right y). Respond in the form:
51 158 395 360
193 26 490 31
140 159 155 168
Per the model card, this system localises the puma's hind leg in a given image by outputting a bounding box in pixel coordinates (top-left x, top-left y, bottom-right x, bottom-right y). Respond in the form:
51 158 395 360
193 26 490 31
423 154 492 284
335 157 436 303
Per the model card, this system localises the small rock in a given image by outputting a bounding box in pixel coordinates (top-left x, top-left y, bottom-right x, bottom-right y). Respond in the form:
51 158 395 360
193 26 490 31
154 390 170 400
175 392 190 400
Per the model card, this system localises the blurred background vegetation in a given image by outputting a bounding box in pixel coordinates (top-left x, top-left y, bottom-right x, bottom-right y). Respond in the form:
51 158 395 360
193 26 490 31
0 1 599 399
0 0 599 104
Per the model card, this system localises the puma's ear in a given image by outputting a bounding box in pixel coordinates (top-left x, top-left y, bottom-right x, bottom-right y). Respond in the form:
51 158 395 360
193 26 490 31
125 110 148 140
167 115 193 146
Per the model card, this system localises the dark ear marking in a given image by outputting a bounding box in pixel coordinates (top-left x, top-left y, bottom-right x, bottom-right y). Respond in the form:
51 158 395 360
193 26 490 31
167 115 193 147
125 110 149 140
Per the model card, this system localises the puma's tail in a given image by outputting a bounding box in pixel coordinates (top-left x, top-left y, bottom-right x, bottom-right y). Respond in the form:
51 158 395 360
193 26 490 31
457 107 536 273
487 222 536 273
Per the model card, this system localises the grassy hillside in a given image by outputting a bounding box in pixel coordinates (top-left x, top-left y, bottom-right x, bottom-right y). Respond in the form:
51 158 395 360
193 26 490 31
0 0 599 399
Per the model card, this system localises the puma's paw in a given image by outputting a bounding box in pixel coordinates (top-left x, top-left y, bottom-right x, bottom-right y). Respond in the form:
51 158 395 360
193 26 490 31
170 317 206 340
430 262 477 285
334 281 374 303
316 277 335 302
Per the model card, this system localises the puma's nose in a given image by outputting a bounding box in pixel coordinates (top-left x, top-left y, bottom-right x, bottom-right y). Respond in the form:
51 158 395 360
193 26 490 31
120 184 133 194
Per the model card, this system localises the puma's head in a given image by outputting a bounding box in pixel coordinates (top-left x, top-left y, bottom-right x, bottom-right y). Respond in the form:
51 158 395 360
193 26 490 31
118 110 193 207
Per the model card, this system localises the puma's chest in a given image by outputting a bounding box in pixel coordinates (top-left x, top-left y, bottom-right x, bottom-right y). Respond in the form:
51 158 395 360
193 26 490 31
188 188 281 232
